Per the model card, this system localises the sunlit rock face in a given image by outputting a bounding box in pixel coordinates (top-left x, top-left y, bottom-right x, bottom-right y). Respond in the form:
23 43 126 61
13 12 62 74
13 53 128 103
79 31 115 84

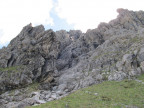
1 9 144 108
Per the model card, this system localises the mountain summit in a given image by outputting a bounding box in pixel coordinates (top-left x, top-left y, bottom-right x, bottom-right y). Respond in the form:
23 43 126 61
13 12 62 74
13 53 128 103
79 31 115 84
0 9 144 108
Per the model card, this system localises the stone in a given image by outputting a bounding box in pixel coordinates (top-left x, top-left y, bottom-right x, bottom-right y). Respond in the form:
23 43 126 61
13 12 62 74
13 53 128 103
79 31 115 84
45 94 51 100
122 54 133 64
57 84 67 91
95 74 103 81
140 61 144 73
116 61 123 71
50 94 57 100
36 100 46 104
52 86 58 91
56 91 65 96
108 71 127 81
125 105 139 108
94 93 98 96
48 98 54 101
39 91 51 101
1 9 144 108
137 47 144 62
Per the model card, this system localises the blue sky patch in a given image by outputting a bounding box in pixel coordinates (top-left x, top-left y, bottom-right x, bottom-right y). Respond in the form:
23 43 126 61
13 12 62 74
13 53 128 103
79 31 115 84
45 5 74 31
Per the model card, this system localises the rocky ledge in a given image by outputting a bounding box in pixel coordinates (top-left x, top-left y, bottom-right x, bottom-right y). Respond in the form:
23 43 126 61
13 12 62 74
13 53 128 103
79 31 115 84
1 8 144 108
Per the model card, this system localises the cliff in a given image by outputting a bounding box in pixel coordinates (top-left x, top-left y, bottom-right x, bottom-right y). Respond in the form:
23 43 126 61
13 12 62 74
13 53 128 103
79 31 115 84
0 8 144 108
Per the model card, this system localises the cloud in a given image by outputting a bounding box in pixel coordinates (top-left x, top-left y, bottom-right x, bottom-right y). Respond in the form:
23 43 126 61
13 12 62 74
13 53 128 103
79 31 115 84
55 0 144 32
1 0 144 47
0 0 54 46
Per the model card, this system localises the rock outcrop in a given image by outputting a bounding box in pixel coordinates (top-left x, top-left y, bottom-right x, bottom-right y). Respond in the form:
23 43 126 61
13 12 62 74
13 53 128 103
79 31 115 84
1 8 144 108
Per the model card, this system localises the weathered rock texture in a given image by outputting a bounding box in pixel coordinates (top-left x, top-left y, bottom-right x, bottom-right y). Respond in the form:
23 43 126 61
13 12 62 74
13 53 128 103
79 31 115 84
1 8 144 108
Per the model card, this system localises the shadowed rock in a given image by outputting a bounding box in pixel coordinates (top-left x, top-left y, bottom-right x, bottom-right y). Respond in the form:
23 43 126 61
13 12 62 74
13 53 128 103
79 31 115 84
1 9 144 108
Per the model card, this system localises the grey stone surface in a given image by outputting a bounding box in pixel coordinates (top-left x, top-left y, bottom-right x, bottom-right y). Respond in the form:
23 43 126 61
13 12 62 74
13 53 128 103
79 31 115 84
1 9 144 107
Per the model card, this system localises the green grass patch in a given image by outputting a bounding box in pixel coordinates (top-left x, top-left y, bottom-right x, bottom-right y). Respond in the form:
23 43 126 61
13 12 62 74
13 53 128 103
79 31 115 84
0 66 19 72
8 82 40 96
27 82 40 93
29 74 144 108
130 36 142 43
137 74 144 82
0 66 22 77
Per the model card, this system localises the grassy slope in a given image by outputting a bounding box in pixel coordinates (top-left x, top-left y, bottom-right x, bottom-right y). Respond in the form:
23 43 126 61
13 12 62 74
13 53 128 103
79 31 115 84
29 74 144 108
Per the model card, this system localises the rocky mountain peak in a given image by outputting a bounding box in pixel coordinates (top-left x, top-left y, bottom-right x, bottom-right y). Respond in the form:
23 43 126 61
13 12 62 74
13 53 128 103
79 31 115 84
112 8 144 29
1 9 144 108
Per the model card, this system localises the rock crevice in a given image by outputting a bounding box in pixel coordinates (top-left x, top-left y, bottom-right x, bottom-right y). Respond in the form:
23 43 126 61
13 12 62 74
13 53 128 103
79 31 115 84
1 9 144 108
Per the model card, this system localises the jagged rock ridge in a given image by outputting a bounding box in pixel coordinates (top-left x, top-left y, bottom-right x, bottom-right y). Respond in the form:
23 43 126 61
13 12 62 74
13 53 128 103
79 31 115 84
0 8 144 108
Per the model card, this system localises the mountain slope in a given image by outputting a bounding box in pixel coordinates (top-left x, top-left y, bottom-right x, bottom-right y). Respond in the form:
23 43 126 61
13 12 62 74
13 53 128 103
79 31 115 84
0 8 144 108
30 74 144 108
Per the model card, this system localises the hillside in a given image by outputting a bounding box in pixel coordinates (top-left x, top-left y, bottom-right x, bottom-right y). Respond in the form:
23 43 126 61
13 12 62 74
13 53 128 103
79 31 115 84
30 74 144 108
0 8 144 108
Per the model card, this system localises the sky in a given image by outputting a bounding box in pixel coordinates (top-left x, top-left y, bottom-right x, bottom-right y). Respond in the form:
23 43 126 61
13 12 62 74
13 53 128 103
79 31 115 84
0 0 144 48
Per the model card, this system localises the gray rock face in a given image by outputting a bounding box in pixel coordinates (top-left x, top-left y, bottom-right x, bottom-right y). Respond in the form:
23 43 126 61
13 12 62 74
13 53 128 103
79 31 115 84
0 24 61 93
1 9 144 107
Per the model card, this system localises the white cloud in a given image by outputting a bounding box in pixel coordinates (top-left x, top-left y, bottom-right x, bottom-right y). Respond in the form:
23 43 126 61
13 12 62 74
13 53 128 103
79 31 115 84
0 0 54 45
1 0 144 47
56 0 144 32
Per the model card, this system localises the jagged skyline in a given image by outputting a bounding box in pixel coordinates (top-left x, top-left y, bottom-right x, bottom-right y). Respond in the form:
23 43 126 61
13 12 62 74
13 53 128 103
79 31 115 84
1 9 144 107
0 0 144 48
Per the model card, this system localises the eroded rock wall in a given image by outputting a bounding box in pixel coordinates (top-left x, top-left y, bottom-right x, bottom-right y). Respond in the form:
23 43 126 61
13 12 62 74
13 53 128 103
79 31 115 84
1 9 144 108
